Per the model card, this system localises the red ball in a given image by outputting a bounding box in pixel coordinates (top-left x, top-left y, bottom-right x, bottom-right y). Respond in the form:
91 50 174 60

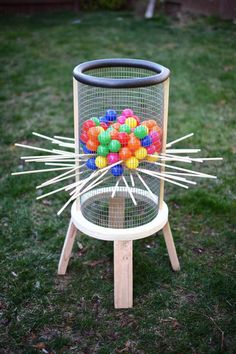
117 132 129 147
80 132 88 144
100 122 108 130
82 119 96 131
153 140 162 152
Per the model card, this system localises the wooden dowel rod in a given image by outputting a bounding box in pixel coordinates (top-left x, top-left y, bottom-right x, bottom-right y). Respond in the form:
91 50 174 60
146 160 217 178
130 172 135 187
135 172 156 200
166 149 201 154
111 177 121 198
122 175 137 206
54 135 75 141
166 133 194 147
15 143 63 155
11 166 72 175
137 168 189 189
37 166 80 188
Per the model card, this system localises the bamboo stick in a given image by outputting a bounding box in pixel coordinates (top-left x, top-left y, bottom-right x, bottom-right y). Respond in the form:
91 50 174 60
166 133 194 147
122 175 137 206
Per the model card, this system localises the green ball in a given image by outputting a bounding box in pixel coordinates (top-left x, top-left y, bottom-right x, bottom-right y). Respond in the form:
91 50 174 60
119 124 131 134
109 139 121 153
91 117 100 126
97 144 109 156
134 125 148 139
107 126 114 132
98 131 111 145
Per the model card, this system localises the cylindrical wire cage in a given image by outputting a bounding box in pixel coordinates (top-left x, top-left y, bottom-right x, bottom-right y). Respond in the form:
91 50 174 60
73 59 170 230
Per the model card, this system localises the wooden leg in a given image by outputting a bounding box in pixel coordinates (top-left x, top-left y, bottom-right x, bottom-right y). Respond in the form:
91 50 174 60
58 219 77 275
114 240 133 308
162 221 180 271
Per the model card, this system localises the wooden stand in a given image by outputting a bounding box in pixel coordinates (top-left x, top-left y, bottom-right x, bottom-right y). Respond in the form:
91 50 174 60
58 199 180 309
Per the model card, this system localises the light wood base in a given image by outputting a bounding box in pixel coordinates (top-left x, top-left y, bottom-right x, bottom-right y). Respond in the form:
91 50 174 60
162 221 180 271
58 219 77 275
114 240 133 308
57 206 180 307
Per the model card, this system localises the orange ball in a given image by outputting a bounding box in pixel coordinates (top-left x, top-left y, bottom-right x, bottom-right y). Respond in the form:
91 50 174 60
86 139 99 152
127 137 141 151
151 125 162 136
110 129 119 140
119 147 132 160
88 126 102 140
112 122 121 130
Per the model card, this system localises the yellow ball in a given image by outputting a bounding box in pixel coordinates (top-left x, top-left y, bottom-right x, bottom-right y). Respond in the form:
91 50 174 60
146 153 159 162
135 147 147 160
125 156 139 169
95 156 107 168
125 117 137 129
97 126 104 134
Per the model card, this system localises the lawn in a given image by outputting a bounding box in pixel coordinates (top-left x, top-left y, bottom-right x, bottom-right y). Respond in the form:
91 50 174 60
0 10 235 354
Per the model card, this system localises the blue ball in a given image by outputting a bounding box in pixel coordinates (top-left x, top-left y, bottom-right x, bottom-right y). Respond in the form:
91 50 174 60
83 144 95 154
110 164 124 177
141 135 152 147
105 109 117 122
86 157 97 170
99 116 109 124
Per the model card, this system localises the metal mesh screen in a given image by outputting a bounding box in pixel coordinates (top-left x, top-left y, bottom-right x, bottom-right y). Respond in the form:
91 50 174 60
77 65 165 229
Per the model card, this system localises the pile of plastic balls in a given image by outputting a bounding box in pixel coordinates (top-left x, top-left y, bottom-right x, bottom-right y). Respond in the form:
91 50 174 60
80 108 162 176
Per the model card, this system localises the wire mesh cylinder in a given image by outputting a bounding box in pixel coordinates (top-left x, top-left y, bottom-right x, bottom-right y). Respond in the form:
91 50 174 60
73 59 170 229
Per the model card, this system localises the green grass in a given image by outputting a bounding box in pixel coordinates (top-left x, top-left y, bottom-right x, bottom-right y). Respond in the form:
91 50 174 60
0 11 236 353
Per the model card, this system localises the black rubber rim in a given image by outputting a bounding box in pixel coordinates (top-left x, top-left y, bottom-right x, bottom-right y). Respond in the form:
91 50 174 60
73 58 170 88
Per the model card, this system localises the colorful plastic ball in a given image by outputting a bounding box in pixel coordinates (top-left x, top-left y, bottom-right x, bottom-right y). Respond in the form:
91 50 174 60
98 131 111 145
125 117 137 129
119 147 132 160
99 116 109 124
107 152 120 165
91 117 100 126
146 152 159 162
97 145 109 157
86 157 97 170
134 125 148 139
141 120 156 130
110 164 124 177
106 126 114 133
110 129 119 140
117 132 129 147
117 115 126 124
86 139 99 152
105 109 117 122
109 139 121 153
83 144 94 154
141 135 152 147
122 108 134 117
135 147 147 160
100 122 108 130
153 140 162 152
82 119 96 131
119 124 131 134
87 126 102 140
146 144 156 155
95 156 107 169
133 115 141 125
112 122 121 130
127 137 141 151
125 156 139 169
149 131 161 143
80 132 88 144
151 125 162 136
